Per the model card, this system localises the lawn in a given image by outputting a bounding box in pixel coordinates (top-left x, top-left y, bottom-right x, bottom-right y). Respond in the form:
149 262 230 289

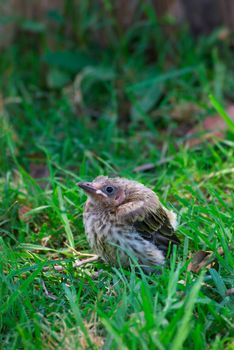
0 4 234 349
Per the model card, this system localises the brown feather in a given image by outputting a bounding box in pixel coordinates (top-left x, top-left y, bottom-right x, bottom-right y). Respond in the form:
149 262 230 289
118 201 180 253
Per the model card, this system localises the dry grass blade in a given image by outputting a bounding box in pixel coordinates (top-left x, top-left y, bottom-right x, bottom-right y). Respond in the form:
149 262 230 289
133 163 155 172
73 255 99 268
133 157 174 172
198 168 234 188
42 255 99 272
41 279 57 300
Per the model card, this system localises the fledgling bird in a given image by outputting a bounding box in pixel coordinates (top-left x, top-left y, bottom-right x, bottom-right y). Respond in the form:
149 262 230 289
78 176 179 271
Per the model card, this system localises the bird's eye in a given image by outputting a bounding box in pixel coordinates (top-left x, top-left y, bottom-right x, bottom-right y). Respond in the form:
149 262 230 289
105 186 114 194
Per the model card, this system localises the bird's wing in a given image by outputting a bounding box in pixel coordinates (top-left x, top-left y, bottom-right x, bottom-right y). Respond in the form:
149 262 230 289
117 201 179 254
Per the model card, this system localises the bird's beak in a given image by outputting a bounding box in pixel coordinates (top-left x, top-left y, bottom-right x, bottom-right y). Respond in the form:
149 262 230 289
77 182 98 194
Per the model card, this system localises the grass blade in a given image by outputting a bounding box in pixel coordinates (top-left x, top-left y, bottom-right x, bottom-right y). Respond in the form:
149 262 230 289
170 274 204 350
209 94 234 133
57 186 75 249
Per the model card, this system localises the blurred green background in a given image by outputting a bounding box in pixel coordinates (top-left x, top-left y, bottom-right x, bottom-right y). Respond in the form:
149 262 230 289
1 0 234 173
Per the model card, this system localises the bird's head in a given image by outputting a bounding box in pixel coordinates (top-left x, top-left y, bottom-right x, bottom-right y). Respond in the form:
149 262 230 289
78 176 156 209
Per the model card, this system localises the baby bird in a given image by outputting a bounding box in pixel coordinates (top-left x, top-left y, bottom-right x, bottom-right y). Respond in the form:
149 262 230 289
78 176 179 270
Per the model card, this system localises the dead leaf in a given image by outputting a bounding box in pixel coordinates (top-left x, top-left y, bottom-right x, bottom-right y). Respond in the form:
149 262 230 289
188 247 225 273
217 27 230 41
186 104 234 147
41 235 51 247
186 131 224 147
170 101 201 122
18 205 32 222
225 288 234 296
29 162 49 188
29 162 49 179
188 250 212 273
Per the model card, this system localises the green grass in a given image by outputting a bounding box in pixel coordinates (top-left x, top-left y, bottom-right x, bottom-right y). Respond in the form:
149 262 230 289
0 3 234 349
